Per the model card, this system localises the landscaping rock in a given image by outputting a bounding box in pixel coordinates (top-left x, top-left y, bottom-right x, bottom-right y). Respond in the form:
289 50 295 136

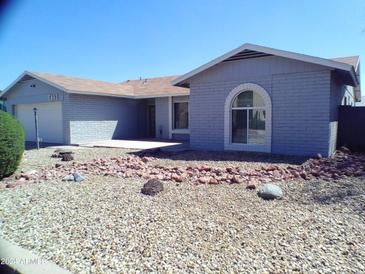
231 176 243 184
258 183 283 200
339 146 351 154
246 181 257 190
208 178 219 184
171 174 183 182
73 172 85 182
57 150 73 155
21 146 365 188
198 176 210 184
5 182 23 188
62 174 75 181
141 179 164 196
62 153 74 161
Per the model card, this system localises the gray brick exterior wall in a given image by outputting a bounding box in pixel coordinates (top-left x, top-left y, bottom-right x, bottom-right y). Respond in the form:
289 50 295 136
188 56 339 157
63 94 145 144
328 72 347 155
172 133 190 141
155 97 170 139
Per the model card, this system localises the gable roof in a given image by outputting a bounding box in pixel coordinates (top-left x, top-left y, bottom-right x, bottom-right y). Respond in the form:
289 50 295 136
172 43 360 88
1 71 189 99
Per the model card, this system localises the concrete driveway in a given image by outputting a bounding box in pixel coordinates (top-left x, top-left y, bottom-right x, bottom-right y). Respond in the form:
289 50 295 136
79 139 187 151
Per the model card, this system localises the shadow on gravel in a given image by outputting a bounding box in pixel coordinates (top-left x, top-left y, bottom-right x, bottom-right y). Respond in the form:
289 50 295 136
130 149 309 165
290 178 365 218
25 141 64 151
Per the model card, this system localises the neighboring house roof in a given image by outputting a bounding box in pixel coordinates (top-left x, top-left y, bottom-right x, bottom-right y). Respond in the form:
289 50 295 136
1 71 189 99
331 56 360 70
172 43 360 90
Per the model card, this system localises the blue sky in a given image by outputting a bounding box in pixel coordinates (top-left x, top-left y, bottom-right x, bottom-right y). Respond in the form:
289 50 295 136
0 0 364 90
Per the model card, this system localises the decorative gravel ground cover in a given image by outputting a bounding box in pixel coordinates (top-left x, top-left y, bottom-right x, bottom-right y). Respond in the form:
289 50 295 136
0 146 364 273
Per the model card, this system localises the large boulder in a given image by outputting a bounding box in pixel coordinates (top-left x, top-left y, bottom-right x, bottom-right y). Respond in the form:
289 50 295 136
258 183 283 200
61 153 74 161
141 179 163 196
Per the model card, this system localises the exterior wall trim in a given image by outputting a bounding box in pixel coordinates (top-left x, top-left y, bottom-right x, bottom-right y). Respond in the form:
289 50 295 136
168 96 172 139
224 83 272 153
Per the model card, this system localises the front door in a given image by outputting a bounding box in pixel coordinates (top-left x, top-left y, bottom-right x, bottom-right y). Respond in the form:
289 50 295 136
148 105 156 138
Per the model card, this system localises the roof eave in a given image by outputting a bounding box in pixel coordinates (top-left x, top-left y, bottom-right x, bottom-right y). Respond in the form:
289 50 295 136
67 90 190 99
1 71 70 99
172 43 355 87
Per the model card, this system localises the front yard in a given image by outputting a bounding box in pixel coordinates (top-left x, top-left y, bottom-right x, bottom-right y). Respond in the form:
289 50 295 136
0 147 364 273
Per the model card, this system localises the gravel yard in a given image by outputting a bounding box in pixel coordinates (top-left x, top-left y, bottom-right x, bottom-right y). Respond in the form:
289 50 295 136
19 146 306 172
1 146 365 273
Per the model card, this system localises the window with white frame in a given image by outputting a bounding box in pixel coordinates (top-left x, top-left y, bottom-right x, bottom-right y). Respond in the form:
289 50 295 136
173 101 189 129
231 90 266 144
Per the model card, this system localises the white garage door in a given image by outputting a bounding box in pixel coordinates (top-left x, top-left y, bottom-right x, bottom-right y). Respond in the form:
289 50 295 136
16 102 63 143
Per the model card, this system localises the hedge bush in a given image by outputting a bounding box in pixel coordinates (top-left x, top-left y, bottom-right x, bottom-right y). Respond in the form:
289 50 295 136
0 110 25 179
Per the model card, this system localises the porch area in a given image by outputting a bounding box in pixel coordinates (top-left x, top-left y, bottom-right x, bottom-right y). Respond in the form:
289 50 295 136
78 139 189 152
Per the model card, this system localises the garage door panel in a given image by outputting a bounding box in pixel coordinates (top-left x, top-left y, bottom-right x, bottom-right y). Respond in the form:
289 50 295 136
16 102 63 143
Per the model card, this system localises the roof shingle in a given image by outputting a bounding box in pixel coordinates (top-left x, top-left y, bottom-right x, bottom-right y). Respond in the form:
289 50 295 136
29 71 189 98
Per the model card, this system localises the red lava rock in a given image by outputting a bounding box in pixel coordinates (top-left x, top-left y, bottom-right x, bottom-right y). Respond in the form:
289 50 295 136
339 146 351 154
354 171 362 177
231 176 243 184
171 174 183 182
141 157 152 163
272 170 281 178
299 171 307 179
156 174 164 180
198 176 210 184
150 169 159 175
266 165 277 172
25 146 365 187
246 181 257 190
208 178 219 184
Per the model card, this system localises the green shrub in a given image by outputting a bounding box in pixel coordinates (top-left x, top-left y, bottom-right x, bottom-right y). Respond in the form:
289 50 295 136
0 110 25 179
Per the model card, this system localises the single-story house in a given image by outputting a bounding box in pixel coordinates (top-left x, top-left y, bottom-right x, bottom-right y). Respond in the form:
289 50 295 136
1 43 361 157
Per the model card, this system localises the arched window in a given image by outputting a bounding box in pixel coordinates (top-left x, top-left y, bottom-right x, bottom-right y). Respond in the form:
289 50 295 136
224 83 272 153
231 90 266 144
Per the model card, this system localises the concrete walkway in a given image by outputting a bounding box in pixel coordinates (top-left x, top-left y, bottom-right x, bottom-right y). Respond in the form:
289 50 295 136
79 139 186 150
0 238 72 274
